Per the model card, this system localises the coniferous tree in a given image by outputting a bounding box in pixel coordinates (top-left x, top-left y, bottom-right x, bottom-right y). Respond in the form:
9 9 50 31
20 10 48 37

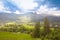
44 17 50 35
32 22 40 38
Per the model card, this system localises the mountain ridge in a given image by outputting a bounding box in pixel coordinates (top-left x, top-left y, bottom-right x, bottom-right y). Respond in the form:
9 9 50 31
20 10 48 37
0 13 60 24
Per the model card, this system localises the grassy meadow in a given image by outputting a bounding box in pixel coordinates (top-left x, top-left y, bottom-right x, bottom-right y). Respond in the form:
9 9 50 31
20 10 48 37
0 32 37 40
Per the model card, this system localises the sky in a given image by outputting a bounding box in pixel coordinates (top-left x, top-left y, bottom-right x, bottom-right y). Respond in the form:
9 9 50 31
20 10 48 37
0 0 60 15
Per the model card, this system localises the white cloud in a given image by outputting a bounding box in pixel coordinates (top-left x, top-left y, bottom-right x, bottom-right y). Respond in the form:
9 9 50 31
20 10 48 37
48 10 60 16
21 2 38 10
0 2 5 11
14 10 20 14
9 0 38 11
3 11 12 13
37 5 49 14
37 5 57 14
36 5 60 16
0 1 12 13
0 0 37 14
14 10 24 14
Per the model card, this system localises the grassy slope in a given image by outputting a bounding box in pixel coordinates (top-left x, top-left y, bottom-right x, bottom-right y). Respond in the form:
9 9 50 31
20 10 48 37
0 32 41 40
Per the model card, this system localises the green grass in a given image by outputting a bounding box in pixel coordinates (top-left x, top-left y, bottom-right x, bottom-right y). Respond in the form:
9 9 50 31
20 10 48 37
0 32 41 40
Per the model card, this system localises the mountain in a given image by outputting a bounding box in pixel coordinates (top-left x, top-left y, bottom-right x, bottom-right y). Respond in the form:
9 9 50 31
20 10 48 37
0 12 60 24
30 13 60 23
0 13 33 24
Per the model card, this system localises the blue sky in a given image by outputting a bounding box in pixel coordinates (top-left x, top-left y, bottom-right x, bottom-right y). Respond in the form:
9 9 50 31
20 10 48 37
0 0 60 15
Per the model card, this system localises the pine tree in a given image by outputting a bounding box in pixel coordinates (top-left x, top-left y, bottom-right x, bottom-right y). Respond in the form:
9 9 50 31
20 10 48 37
32 22 40 38
44 17 50 34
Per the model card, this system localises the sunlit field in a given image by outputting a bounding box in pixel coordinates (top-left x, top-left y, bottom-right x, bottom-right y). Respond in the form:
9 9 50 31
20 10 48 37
0 32 36 40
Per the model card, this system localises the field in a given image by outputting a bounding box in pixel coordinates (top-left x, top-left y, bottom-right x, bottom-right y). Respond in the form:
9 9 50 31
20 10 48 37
0 32 41 40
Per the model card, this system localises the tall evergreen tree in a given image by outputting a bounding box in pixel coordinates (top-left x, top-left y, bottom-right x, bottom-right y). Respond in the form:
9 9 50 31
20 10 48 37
44 17 50 34
32 22 40 38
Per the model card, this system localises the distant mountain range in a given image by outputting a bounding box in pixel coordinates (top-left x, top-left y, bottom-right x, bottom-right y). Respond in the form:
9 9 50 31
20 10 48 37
0 12 60 24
